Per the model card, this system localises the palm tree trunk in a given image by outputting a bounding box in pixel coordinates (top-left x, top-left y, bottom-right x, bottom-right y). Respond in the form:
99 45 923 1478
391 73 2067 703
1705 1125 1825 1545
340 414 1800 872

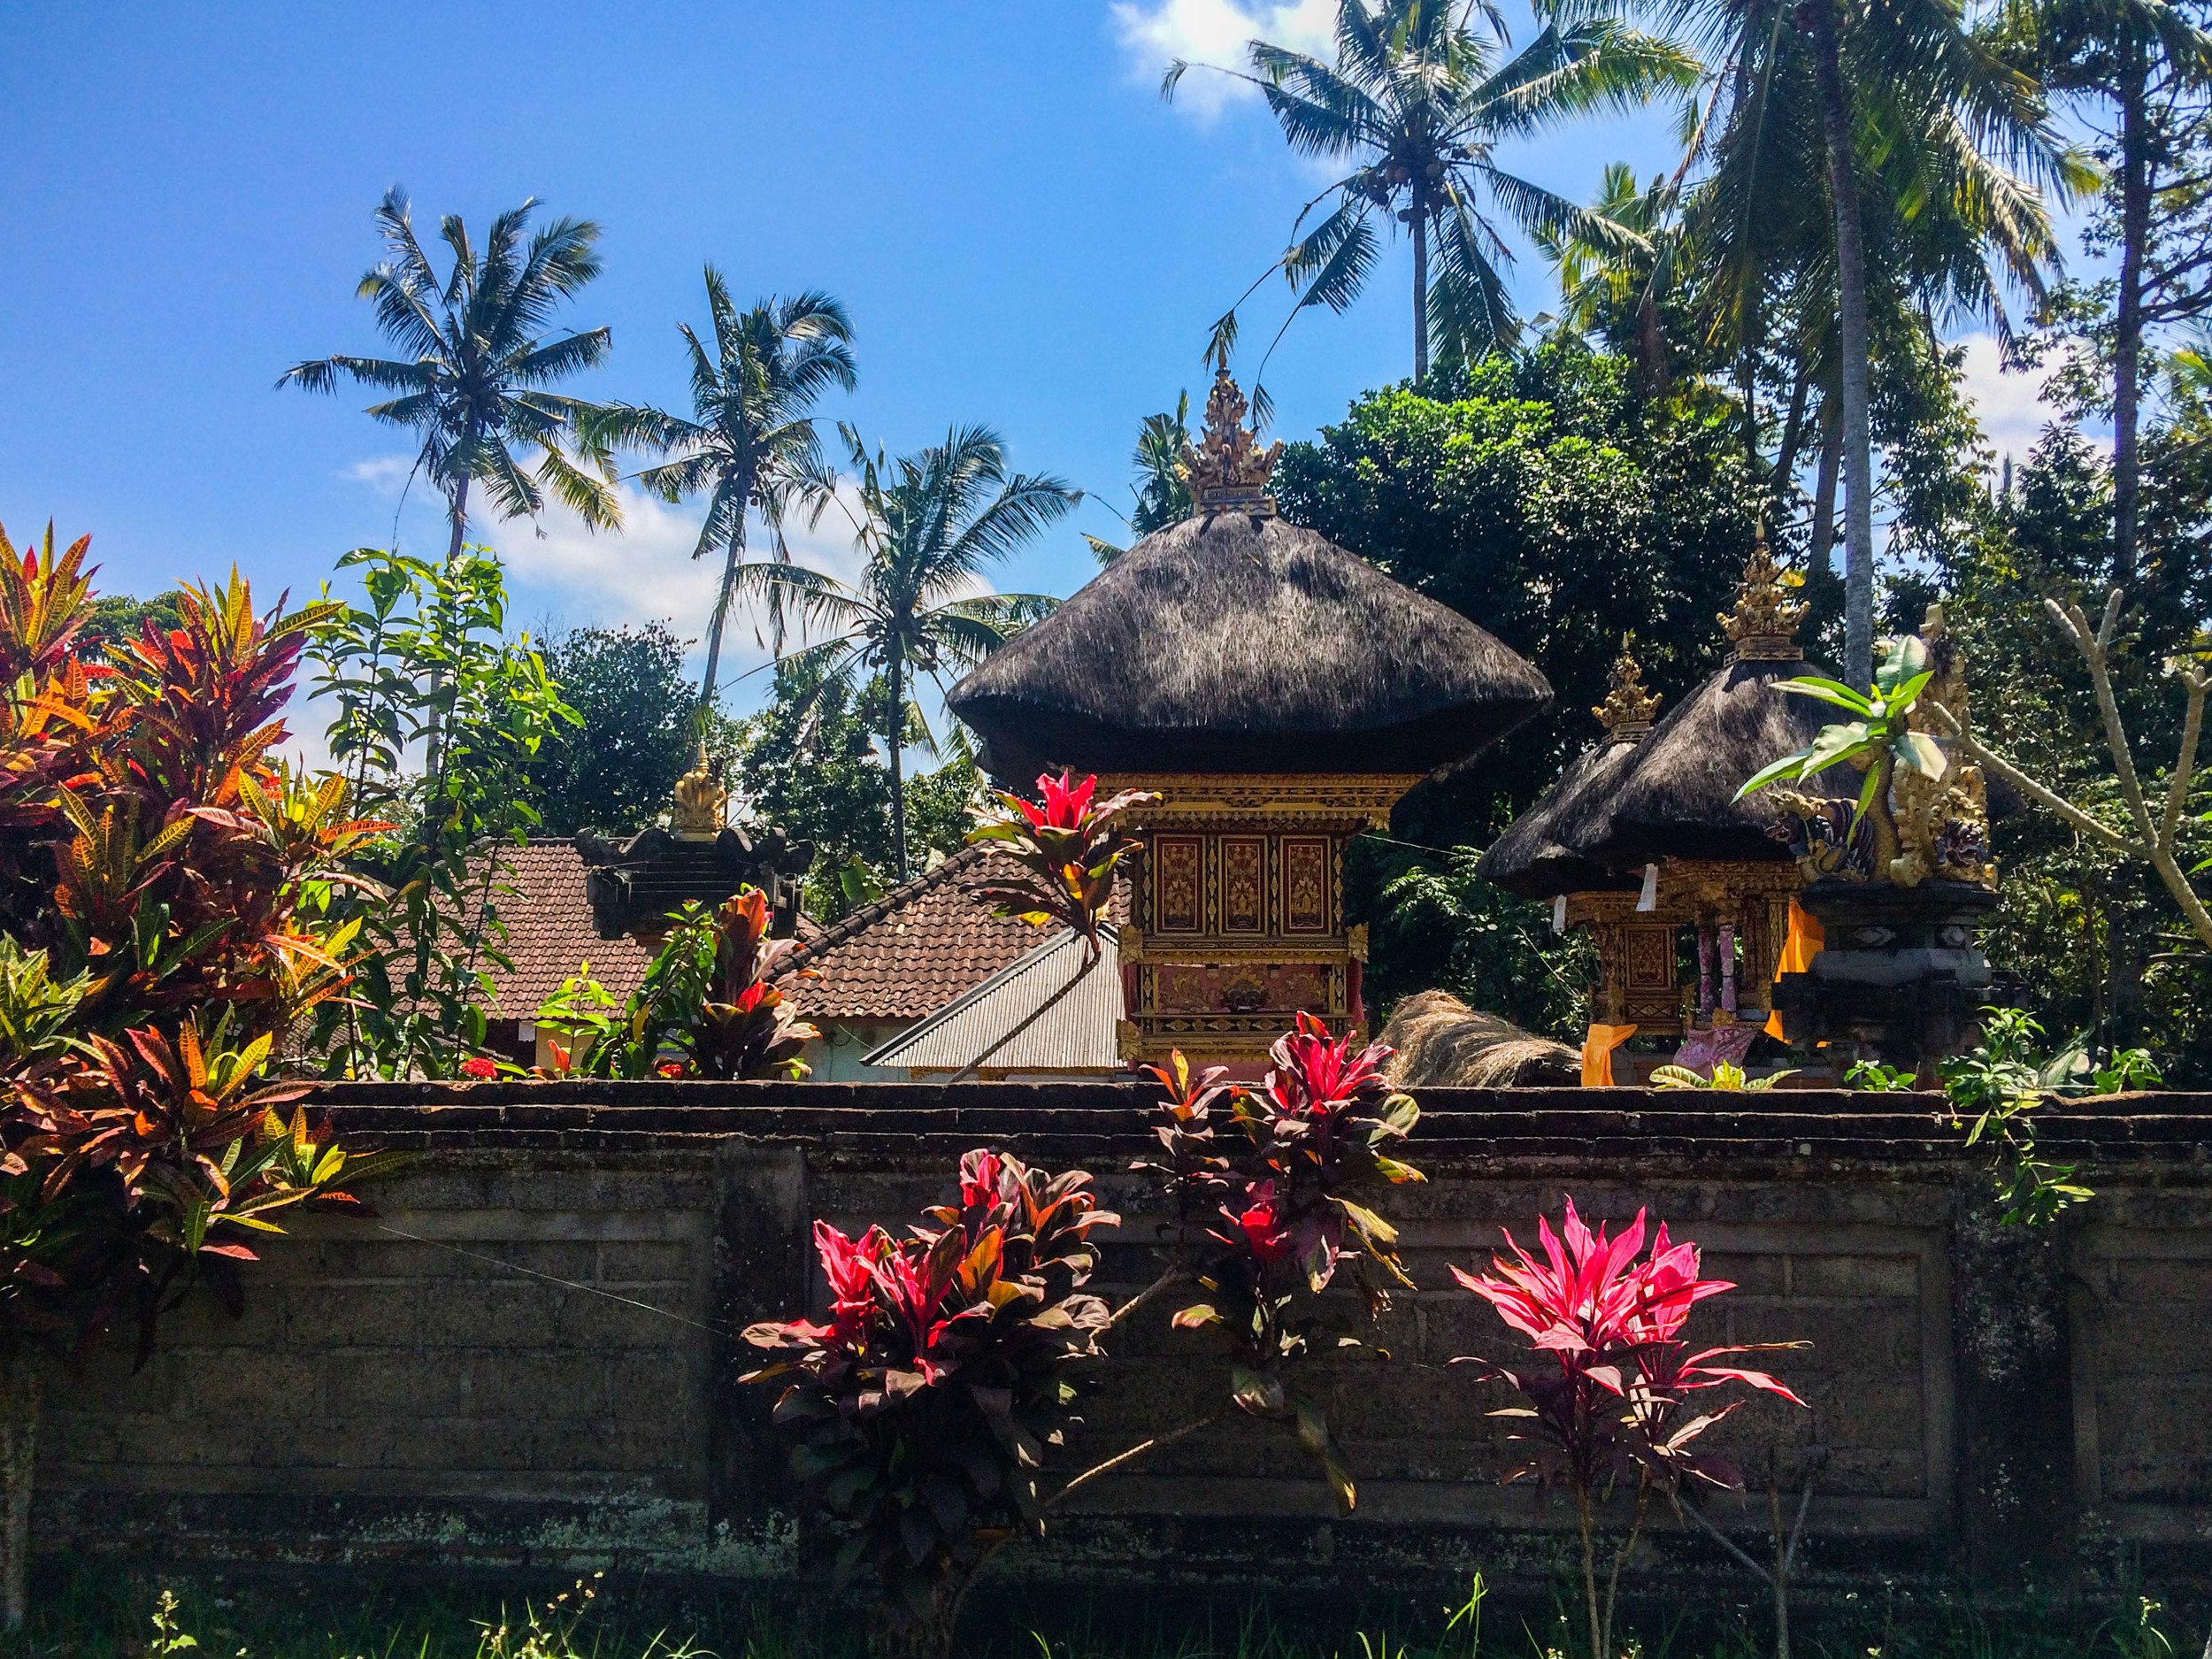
1810 388 1841 579
425 475 471 780
2115 52 2151 586
1412 207 1430 383
1803 0 1875 687
700 511 747 717
887 649 908 879
1775 357 1812 487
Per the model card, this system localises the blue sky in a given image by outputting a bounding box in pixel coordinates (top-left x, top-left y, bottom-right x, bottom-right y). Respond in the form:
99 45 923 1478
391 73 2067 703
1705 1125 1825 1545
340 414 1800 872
1 1 2055 731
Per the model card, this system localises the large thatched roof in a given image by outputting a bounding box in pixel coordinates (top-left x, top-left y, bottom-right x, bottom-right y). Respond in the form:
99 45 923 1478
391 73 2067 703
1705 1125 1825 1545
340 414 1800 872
948 512 1552 778
1601 657 1857 864
1473 734 1645 897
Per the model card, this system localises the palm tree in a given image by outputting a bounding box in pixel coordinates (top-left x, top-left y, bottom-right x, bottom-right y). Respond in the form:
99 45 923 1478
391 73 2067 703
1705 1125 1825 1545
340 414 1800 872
584 273 857 713
746 426 1079 878
280 188 621 565
281 189 620 772
1661 0 2078 684
1170 0 1698 379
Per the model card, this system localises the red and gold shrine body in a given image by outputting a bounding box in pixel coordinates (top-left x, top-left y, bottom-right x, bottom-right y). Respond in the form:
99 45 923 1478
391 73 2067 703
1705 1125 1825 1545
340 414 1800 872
1105 773 1421 1067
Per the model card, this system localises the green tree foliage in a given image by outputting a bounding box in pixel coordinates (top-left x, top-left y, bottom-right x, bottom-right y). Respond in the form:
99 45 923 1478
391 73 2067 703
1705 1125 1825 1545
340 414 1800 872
303 548 578 1077
77 590 186 664
736 661 979 920
530 622 708 836
1357 849 1600 1033
737 426 1076 878
279 188 621 564
1269 343 1761 1034
1272 341 1763 847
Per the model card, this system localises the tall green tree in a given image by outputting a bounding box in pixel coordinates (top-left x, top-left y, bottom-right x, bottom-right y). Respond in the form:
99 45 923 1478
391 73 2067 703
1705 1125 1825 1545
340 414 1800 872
280 188 621 566
1662 0 2077 685
280 189 619 771
1996 0 2212 583
742 426 1078 878
585 273 856 713
1171 0 1696 379
531 621 728 835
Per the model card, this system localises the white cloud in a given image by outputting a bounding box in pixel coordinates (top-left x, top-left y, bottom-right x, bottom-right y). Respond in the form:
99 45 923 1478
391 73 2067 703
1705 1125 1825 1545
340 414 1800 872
482 481 921 710
340 455 418 495
1109 0 1338 118
1955 332 2103 465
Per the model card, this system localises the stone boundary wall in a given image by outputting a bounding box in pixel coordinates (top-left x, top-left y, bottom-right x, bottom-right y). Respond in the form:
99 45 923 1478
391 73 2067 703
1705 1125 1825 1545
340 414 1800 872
35 1081 2212 1599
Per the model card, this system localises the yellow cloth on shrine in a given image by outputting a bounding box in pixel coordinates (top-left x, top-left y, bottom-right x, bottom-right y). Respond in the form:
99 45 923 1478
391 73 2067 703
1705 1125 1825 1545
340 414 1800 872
1763 900 1824 1039
1580 1023 1639 1087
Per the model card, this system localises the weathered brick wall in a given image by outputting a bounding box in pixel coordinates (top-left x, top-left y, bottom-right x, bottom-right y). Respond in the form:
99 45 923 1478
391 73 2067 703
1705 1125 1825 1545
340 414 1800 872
31 1081 2212 1596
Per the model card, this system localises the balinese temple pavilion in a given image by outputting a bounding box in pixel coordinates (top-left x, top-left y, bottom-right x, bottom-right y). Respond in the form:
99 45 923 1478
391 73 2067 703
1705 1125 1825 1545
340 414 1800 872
949 366 1553 1071
1477 544 1854 1085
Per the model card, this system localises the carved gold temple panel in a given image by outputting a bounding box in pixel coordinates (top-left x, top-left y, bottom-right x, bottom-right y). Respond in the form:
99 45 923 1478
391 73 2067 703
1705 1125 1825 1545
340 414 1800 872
1102 773 1414 1066
1566 859 1804 1037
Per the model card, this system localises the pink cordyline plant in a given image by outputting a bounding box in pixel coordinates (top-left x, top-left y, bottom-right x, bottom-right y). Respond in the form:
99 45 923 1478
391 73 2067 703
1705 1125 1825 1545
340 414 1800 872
965 770 1156 959
1455 1196 1806 1659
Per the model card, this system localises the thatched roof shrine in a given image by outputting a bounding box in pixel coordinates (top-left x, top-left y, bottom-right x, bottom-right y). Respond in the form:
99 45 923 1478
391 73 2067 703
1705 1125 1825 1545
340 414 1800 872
1479 546 1856 895
1602 543 1856 864
949 374 1551 780
1478 640 1656 897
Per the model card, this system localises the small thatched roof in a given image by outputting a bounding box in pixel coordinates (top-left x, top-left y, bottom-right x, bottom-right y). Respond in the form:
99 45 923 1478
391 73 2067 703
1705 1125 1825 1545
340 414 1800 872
1379 991 1578 1087
1474 734 1645 897
1601 657 1857 864
948 512 1552 778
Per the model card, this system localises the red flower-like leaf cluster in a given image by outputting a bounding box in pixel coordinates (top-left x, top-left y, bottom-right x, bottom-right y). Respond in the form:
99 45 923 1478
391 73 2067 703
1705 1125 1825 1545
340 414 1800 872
457 1056 497 1080
965 770 1157 958
741 1148 1117 1612
1454 1196 1806 1494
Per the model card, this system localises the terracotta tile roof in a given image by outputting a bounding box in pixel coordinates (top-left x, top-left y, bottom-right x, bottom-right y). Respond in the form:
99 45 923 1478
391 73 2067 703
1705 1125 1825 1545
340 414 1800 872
475 840 657 1021
786 845 1126 1025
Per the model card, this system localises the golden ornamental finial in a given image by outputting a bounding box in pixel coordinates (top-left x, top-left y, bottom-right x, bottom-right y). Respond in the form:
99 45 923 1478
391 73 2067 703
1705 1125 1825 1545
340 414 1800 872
670 741 728 841
1593 634 1663 737
1178 366 1285 515
1720 536 1809 661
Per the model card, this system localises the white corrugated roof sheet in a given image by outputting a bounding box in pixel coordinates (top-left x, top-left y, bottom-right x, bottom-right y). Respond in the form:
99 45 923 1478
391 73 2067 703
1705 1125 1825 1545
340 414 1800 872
862 926 1124 1074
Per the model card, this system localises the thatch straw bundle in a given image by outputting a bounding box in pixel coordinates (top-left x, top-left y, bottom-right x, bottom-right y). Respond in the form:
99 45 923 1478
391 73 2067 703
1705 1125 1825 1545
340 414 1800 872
1379 989 1579 1087
949 513 1552 779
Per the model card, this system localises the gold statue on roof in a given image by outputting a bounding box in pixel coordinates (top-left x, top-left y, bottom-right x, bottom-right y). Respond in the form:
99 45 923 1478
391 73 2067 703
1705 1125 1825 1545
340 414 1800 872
1593 634 1663 737
670 741 728 841
1179 360 1284 512
1720 536 1809 661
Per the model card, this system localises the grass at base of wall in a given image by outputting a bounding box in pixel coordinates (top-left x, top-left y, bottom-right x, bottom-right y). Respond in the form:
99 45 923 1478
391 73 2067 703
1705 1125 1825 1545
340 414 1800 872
2 1562 2202 1659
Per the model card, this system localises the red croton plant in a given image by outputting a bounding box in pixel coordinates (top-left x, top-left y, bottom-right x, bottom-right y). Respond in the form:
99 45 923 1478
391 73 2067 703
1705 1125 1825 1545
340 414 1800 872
0 525 402 1624
743 1010 1425 1657
964 769 1156 958
1455 1198 1808 1659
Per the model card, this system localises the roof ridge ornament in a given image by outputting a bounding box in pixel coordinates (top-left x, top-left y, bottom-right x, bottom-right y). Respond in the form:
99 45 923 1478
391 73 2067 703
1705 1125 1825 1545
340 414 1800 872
1179 365 1284 516
1593 634 1663 739
1720 535 1809 662
670 739 728 841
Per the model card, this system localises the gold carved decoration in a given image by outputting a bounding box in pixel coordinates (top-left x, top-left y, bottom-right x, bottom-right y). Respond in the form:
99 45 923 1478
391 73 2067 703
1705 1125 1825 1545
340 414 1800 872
1720 538 1809 662
1179 365 1285 512
670 741 728 841
1893 603 1995 888
1593 635 1662 737
1097 772 1421 831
